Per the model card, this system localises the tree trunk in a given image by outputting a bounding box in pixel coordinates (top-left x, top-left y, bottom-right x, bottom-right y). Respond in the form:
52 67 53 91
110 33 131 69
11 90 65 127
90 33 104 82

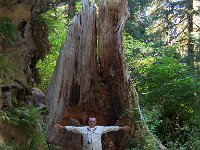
46 0 131 149
187 0 194 66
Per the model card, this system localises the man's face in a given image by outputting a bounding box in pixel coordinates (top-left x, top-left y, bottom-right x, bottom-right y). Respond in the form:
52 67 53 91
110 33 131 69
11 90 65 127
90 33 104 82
88 117 96 128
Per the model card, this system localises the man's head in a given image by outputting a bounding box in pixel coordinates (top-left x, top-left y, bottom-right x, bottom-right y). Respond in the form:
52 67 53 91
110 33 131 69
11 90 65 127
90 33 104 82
88 117 97 128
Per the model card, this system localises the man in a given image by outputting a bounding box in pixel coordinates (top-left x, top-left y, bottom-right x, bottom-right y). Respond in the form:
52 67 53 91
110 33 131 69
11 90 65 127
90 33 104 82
55 117 131 150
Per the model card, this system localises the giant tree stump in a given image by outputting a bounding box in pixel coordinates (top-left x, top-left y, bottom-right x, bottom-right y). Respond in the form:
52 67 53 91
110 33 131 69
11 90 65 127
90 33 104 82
46 0 131 149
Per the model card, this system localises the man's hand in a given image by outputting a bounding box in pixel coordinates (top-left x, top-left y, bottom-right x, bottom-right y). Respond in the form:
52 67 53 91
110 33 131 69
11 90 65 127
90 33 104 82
120 126 131 131
55 124 64 129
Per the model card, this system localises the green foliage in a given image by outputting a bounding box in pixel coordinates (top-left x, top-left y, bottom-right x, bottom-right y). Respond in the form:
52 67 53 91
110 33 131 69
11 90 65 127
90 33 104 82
126 0 200 54
0 107 47 149
125 41 200 148
1 107 39 127
123 29 200 148
123 32 151 70
36 7 69 91
0 17 16 48
140 57 200 147
0 54 14 82
124 96 165 150
75 1 82 13
0 145 13 150
0 19 16 83
126 0 152 40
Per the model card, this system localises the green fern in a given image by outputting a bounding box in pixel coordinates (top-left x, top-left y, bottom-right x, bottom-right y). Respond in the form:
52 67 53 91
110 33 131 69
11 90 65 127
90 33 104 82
0 17 16 47
0 107 47 149
0 54 14 82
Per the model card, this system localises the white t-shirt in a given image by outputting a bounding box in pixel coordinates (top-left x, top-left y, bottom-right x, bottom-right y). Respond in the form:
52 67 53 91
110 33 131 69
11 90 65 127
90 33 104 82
64 125 120 150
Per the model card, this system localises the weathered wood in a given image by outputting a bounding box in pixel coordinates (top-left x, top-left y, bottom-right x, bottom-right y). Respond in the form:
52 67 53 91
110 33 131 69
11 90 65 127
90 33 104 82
98 0 131 149
46 0 131 149
98 0 130 119
46 0 97 149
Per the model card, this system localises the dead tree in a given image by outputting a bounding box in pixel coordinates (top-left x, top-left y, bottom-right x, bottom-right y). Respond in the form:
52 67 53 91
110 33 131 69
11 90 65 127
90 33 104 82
46 0 131 149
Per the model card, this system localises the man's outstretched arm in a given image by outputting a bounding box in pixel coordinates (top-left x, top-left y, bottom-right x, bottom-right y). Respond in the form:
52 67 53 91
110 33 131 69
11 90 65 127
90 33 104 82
119 126 131 131
55 124 65 129
102 125 131 133
54 124 83 134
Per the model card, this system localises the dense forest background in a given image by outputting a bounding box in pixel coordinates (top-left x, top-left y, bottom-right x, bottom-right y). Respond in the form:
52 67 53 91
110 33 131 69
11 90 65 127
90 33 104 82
0 0 200 149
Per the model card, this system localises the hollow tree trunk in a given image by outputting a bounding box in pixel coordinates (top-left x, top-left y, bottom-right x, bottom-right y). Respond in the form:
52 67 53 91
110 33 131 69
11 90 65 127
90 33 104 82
46 0 131 149
98 0 130 119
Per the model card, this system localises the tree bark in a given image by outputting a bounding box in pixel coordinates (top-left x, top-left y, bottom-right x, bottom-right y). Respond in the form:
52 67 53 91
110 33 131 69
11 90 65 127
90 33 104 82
46 0 131 149
46 0 97 149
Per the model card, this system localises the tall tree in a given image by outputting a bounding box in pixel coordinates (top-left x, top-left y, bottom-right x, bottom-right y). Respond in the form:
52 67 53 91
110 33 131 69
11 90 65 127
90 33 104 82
125 0 151 40
187 0 194 66
148 0 199 60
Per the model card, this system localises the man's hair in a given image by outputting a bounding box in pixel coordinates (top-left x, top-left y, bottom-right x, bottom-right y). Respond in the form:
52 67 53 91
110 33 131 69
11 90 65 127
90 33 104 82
88 117 96 122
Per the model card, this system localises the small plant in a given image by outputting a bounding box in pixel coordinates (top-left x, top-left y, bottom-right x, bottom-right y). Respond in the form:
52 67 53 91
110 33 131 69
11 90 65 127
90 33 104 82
0 106 47 149
0 54 14 82
0 17 16 50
